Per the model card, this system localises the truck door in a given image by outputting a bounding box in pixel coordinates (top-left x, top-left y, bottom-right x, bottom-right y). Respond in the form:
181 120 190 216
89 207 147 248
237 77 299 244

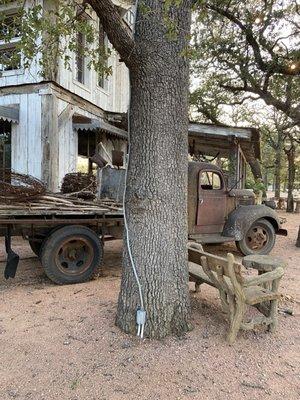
196 170 227 233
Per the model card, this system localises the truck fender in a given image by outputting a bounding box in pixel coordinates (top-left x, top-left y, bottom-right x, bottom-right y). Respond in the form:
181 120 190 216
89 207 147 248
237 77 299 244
222 205 286 241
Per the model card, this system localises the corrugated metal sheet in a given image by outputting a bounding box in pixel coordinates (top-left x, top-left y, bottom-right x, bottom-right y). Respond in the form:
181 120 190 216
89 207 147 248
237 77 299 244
0 105 19 123
73 118 128 139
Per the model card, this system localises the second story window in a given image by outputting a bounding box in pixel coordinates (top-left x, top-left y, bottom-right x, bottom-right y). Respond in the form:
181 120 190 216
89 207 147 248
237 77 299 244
0 46 21 72
98 23 109 90
76 32 85 84
0 10 22 73
0 13 21 39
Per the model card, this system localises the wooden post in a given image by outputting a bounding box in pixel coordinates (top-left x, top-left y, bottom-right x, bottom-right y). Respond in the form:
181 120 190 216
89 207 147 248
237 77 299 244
41 92 59 191
296 226 300 248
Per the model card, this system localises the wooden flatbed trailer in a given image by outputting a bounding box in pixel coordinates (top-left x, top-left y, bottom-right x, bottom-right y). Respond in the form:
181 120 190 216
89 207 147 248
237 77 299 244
0 199 124 284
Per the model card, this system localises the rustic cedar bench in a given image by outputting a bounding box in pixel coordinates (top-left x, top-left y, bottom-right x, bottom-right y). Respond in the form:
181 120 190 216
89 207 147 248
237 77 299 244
188 242 285 343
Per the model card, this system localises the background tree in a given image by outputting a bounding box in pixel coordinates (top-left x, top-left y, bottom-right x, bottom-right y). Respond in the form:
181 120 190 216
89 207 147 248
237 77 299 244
192 0 300 126
190 0 299 207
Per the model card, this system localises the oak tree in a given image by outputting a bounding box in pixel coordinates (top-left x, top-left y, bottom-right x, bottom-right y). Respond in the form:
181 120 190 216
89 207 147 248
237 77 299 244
3 0 194 338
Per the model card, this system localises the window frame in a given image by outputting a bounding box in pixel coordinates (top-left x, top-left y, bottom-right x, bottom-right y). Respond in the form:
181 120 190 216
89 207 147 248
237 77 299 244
199 170 224 191
97 22 109 92
75 31 86 85
0 5 22 75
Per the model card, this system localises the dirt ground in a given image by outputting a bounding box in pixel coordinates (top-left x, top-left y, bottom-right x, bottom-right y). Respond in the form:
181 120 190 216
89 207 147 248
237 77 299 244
0 211 299 400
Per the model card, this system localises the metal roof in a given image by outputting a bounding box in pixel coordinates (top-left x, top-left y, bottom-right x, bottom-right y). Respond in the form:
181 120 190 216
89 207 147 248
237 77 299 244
188 122 261 160
189 122 253 140
0 105 19 123
73 119 127 139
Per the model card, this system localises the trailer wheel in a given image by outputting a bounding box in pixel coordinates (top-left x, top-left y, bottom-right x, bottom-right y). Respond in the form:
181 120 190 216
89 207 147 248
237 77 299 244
40 225 103 284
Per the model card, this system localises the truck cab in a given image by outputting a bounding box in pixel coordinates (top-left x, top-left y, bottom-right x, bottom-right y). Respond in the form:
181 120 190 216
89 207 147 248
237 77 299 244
188 162 287 255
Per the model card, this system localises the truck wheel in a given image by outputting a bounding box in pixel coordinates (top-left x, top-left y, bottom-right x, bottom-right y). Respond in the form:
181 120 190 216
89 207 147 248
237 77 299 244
40 225 103 284
236 218 276 256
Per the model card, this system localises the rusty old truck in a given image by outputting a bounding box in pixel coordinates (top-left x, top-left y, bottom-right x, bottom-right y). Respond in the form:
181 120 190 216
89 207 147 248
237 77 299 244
1 161 287 285
188 162 287 255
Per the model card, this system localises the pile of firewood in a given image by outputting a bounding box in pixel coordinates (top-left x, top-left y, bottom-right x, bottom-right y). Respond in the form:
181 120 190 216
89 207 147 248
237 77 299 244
0 170 46 204
61 173 96 200
0 194 123 215
0 171 123 215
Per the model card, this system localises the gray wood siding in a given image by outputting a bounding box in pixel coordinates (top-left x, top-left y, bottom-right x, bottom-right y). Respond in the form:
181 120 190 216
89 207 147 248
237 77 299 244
0 93 42 179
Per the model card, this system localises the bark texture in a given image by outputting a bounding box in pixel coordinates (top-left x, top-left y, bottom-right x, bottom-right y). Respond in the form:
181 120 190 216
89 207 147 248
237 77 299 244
115 1 193 338
88 0 135 68
247 156 262 181
274 132 283 198
285 143 295 213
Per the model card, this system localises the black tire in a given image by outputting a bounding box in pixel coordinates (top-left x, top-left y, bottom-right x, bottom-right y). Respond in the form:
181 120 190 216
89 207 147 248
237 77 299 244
40 225 103 284
236 218 276 256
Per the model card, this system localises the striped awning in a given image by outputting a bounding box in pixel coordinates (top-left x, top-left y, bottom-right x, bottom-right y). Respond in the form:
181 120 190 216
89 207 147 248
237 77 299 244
0 105 19 123
73 119 127 139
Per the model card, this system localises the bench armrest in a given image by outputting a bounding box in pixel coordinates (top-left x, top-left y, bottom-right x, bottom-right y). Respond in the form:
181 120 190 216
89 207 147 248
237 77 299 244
243 267 284 287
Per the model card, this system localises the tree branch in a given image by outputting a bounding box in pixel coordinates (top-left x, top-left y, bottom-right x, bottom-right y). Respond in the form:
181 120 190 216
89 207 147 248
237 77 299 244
207 3 298 76
87 0 136 69
221 83 300 125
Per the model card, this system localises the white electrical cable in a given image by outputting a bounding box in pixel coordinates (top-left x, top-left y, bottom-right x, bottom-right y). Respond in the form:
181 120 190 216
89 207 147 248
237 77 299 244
122 0 146 338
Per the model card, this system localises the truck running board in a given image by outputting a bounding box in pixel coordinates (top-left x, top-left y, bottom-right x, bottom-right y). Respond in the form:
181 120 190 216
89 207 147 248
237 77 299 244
189 234 235 244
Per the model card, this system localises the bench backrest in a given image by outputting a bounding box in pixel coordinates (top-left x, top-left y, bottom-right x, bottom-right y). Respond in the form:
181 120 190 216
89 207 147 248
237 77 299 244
188 242 245 298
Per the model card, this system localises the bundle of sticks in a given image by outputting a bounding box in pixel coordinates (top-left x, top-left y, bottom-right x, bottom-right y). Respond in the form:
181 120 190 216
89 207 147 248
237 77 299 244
0 171 123 214
61 173 96 200
0 170 46 203
0 194 123 215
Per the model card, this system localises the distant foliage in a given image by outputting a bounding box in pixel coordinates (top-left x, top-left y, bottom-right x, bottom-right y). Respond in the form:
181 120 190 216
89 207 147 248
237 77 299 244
191 0 300 126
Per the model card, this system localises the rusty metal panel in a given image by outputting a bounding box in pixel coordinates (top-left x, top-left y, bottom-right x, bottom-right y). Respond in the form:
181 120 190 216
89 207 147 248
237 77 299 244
196 168 227 234
222 205 282 240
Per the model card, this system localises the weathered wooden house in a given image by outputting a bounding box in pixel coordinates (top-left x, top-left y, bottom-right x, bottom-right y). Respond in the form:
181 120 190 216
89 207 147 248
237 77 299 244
0 0 131 191
0 1 261 193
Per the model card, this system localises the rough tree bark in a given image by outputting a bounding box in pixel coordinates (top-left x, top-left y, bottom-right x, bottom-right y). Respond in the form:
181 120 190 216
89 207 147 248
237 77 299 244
247 157 262 181
243 148 263 181
91 0 193 338
285 142 295 213
274 132 284 198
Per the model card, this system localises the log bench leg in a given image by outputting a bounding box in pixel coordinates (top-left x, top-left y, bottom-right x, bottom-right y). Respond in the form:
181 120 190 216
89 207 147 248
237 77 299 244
195 282 201 293
268 298 278 332
268 279 280 332
227 298 246 344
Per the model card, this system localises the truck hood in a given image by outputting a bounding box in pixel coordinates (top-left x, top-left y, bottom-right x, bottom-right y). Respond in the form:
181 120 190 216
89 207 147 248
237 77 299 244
229 189 255 205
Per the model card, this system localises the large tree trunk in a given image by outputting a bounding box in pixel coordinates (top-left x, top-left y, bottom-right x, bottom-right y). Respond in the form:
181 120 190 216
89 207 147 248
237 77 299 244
285 143 295 213
243 149 265 196
274 132 283 198
116 2 192 338
248 157 262 181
